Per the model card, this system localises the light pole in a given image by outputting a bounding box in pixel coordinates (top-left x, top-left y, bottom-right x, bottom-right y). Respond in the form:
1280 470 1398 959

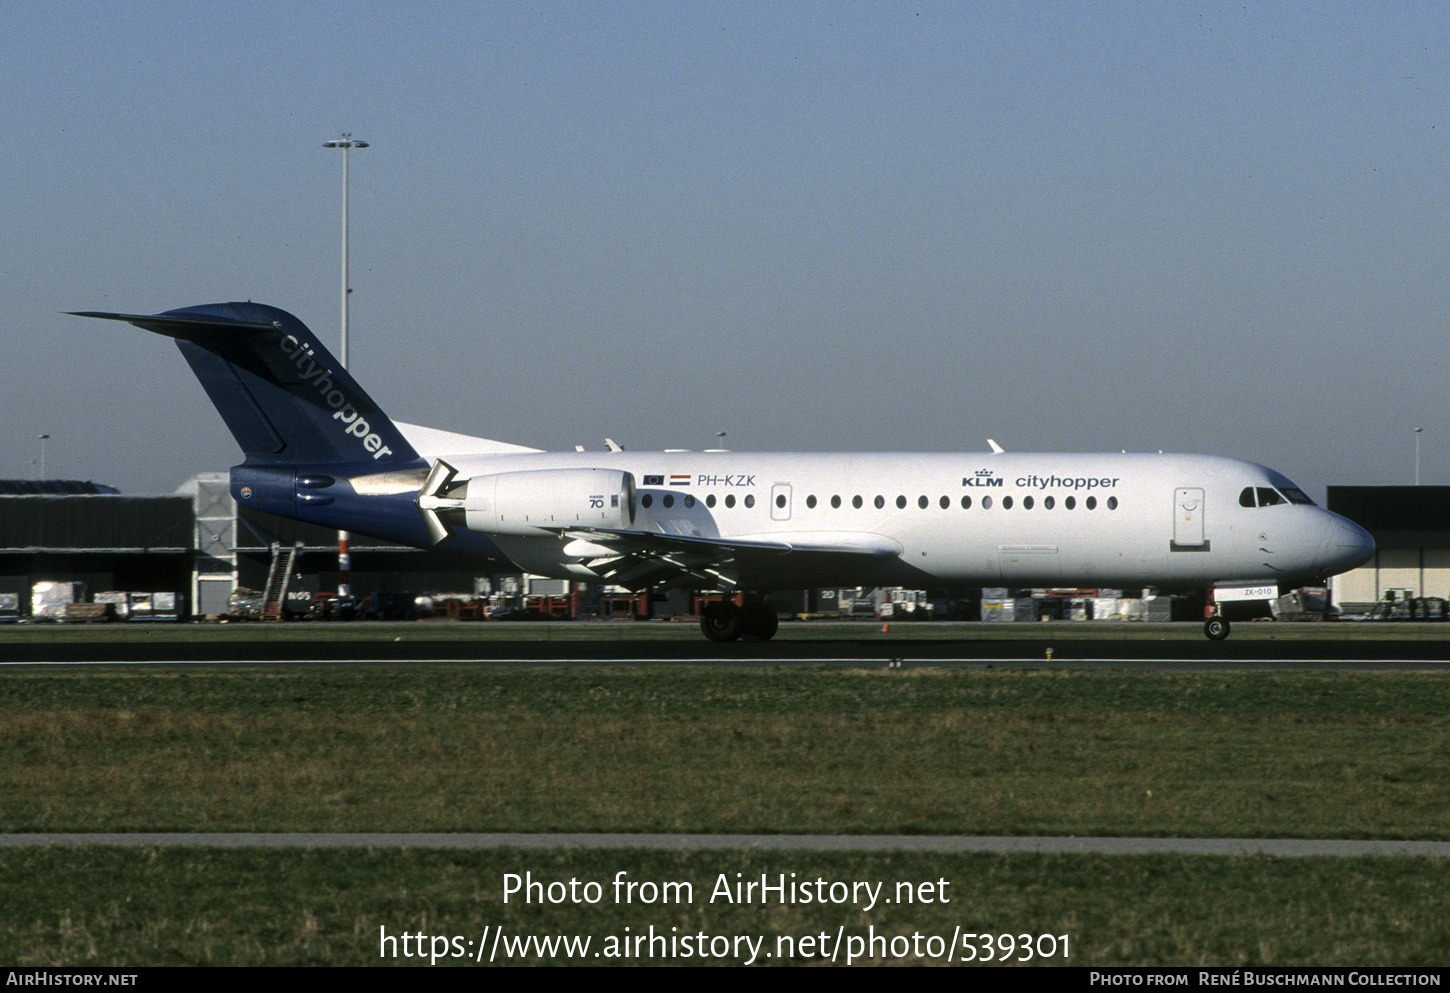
37 434 49 480
323 134 368 368
324 134 368 598
1415 427 1423 486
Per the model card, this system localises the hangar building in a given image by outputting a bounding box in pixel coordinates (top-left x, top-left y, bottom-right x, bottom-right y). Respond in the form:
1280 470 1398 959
1325 486 1450 609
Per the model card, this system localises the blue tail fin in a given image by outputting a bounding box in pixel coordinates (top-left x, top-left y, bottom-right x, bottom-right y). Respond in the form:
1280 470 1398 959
73 302 421 468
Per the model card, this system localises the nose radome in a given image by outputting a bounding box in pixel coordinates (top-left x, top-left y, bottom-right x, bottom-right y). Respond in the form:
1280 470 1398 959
1318 520 1375 575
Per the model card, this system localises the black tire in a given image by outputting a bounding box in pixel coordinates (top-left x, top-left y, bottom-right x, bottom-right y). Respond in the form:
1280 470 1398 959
700 601 743 642
739 601 779 641
1204 617 1230 641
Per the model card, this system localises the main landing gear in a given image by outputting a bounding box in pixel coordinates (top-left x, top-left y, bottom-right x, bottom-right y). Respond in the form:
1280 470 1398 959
700 600 779 642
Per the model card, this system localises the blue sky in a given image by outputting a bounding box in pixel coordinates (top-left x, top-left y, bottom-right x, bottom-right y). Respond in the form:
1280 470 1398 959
3 1 1446 496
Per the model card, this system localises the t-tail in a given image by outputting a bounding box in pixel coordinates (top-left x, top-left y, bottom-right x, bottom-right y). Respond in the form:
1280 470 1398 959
73 302 492 554
74 302 421 467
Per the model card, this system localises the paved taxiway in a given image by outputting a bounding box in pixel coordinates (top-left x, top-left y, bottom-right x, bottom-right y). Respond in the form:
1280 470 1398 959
4 631 1450 668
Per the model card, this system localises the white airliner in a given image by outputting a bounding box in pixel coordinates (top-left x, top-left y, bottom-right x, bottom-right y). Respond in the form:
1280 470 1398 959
76 302 1374 641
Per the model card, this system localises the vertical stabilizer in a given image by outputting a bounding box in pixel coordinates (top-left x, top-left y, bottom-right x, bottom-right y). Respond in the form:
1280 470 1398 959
73 302 421 467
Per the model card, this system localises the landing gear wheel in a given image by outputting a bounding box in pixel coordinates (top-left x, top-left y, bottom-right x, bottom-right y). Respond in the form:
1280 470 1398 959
739 601 779 641
1204 617 1231 641
700 602 743 643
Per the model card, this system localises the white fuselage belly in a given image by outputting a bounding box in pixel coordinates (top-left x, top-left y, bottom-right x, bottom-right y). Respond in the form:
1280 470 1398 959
428 450 1369 591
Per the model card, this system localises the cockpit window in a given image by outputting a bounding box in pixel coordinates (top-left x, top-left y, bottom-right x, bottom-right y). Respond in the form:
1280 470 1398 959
1240 486 1310 508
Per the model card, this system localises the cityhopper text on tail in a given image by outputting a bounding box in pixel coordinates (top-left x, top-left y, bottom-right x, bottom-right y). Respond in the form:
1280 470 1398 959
74 302 1375 641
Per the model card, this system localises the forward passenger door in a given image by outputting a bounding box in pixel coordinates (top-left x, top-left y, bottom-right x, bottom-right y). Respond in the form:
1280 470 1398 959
1173 487 1206 548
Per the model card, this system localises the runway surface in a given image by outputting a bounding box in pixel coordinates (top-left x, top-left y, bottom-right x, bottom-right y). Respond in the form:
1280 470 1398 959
4 833 1448 856
4 631 1450 668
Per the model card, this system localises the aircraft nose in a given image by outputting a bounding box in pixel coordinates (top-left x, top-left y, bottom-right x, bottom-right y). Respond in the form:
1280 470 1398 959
1317 518 1375 576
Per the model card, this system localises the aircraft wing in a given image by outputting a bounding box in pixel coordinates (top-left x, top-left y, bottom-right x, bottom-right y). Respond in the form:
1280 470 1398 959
547 526 902 590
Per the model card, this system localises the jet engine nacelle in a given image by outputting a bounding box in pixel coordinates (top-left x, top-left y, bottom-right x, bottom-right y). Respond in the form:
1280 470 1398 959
462 468 635 537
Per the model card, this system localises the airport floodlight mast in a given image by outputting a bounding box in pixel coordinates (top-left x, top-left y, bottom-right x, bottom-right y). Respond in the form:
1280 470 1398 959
1415 427 1423 486
324 134 368 597
37 434 49 480
322 134 368 369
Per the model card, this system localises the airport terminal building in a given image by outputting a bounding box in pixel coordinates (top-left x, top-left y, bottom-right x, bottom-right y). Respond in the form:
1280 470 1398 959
0 474 507 619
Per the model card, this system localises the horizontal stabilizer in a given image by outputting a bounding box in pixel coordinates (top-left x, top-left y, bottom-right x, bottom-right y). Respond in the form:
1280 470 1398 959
69 311 281 338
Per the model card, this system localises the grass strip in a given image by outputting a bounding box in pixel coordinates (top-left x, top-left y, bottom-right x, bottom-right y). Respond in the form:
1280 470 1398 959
2 847 1445 966
2 667 1447 838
